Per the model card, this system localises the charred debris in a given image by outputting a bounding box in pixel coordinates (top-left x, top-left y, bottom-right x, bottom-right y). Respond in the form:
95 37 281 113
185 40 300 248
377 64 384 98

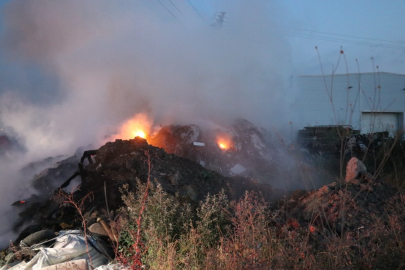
2 119 404 268
8 119 284 245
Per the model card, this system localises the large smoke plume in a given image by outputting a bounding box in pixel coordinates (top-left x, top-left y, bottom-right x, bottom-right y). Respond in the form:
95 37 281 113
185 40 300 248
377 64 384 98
0 0 291 154
0 0 292 245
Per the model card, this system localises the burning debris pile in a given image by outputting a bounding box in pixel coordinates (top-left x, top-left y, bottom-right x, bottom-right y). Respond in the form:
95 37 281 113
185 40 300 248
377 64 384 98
2 119 404 269
150 118 289 183
1 130 278 268
11 136 275 233
10 119 288 237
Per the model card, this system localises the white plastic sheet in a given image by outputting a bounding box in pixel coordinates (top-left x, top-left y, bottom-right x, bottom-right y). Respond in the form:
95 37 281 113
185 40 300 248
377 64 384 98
230 163 246 175
1 230 109 270
94 263 129 270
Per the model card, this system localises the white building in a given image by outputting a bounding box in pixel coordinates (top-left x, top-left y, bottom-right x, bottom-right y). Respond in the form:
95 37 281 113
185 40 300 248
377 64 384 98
293 72 405 136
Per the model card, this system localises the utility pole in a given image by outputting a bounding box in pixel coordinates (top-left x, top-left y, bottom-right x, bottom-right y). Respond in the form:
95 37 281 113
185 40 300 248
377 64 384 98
211 12 227 29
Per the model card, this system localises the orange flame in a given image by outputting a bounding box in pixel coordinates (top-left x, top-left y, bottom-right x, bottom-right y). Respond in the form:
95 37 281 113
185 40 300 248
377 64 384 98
114 113 153 141
133 130 147 139
219 143 227 149
216 134 233 150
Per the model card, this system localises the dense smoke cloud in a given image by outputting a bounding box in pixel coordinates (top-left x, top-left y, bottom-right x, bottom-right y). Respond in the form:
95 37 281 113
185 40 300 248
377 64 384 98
0 0 291 155
0 0 291 245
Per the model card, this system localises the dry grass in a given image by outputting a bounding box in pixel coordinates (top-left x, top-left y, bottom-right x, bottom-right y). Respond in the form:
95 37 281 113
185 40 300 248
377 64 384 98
111 176 405 269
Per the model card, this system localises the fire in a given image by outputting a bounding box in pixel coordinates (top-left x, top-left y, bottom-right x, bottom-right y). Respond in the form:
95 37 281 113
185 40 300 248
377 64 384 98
11 200 26 206
134 131 146 139
114 113 153 141
219 143 227 149
216 133 233 150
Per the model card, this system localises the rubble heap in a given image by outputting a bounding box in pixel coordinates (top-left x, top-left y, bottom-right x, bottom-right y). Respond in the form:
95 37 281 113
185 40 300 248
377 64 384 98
276 170 401 237
150 118 287 183
12 136 275 239
3 121 403 269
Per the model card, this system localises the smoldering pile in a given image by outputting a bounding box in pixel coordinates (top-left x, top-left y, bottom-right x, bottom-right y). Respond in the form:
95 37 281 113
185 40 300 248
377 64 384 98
9 119 286 235
1 119 404 269
1 120 284 268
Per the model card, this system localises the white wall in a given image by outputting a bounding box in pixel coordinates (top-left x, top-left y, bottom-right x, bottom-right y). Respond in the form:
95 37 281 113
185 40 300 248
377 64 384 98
292 72 405 134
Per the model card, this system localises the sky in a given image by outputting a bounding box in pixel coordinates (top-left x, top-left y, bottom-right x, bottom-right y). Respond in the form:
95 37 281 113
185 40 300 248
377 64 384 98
190 1 405 75
0 0 404 247
276 1 405 75
194 1 405 73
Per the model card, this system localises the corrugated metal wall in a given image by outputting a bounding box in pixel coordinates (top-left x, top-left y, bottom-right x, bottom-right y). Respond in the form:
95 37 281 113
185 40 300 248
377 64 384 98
293 72 405 135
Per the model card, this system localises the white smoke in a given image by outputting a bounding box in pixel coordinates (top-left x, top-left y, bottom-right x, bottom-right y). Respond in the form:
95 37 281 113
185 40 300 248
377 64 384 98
0 0 292 246
0 0 291 152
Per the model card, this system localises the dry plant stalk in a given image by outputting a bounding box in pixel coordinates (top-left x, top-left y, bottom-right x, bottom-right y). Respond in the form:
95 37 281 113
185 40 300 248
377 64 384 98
54 190 94 269
131 151 151 269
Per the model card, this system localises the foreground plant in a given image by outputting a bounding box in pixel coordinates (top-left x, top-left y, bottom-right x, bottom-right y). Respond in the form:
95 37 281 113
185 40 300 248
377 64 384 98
113 166 405 269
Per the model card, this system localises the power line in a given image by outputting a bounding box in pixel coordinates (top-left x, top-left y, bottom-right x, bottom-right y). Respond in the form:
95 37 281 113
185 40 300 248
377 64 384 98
281 26 405 45
187 0 203 20
287 32 405 49
156 0 179 20
285 31 405 50
168 0 183 15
